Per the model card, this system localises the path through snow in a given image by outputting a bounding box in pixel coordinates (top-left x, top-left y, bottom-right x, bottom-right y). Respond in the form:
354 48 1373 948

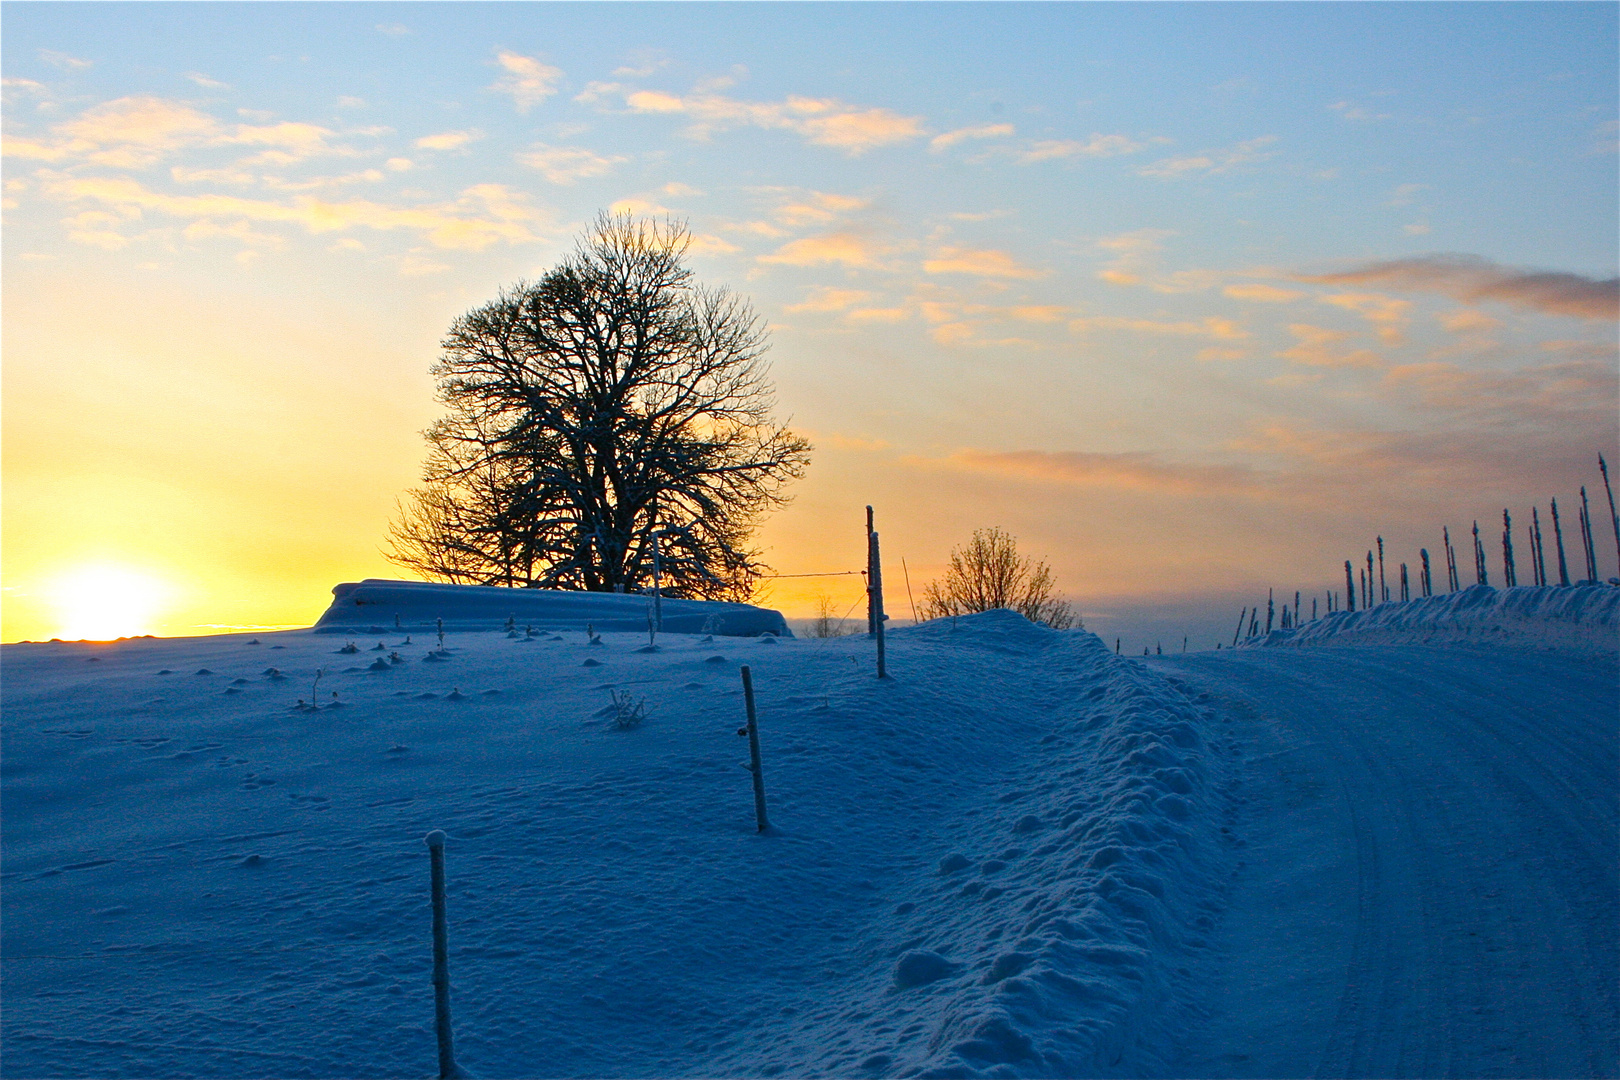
1149 636 1618 1078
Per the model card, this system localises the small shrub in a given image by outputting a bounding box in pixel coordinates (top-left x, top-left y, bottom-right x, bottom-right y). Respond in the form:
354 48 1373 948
609 689 646 730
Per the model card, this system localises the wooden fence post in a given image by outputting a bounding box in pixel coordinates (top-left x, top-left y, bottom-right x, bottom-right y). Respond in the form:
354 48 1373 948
865 506 875 635
424 830 461 1080
739 666 769 832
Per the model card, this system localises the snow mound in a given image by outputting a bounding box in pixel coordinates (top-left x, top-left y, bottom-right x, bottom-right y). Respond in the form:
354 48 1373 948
1248 584 1619 655
313 578 791 637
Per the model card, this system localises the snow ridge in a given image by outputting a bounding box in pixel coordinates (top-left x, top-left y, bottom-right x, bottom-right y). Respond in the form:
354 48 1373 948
746 614 1230 1078
1247 584 1619 655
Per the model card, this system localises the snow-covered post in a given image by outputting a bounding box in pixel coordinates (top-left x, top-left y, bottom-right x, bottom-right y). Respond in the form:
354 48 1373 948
1579 487 1598 583
1232 607 1247 646
1502 509 1517 587
424 830 461 1080
871 531 888 678
1420 548 1432 597
1551 498 1571 586
1377 537 1387 603
1366 552 1375 605
651 529 663 634
1531 508 1547 586
1601 455 1620 571
738 666 769 832
1344 561 1356 612
1471 522 1487 586
1265 589 1274 634
865 506 875 635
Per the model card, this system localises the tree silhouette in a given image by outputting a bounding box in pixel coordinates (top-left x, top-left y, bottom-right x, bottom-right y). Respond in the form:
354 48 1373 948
388 214 811 599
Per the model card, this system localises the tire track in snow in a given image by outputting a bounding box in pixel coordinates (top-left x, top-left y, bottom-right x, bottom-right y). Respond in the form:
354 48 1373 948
1151 641 1618 1078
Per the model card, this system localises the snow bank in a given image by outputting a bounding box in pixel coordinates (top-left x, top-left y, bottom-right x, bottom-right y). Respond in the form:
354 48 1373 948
0 609 1227 1079
313 578 791 637
1247 584 1619 655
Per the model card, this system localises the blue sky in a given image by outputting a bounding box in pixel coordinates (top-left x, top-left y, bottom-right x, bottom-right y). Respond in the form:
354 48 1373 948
3 2 1616 644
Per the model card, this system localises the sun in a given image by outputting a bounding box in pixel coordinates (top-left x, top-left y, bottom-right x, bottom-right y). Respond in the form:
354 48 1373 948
50 564 174 641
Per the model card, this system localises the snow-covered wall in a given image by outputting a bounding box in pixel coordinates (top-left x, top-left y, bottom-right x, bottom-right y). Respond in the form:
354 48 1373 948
1247 584 1619 655
312 578 791 638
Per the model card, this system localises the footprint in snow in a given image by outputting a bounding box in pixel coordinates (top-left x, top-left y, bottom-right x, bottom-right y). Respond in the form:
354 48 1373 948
582 658 604 667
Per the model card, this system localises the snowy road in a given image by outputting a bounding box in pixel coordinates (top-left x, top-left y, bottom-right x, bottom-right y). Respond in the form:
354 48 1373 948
1148 642 1619 1078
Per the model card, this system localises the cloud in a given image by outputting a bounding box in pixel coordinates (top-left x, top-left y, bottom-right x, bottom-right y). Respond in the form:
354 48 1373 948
1019 134 1145 163
42 174 553 251
415 130 480 151
1138 135 1277 179
765 189 869 228
685 233 739 256
1224 283 1302 303
938 448 1260 497
1093 228 1172 286
1318 291 1411 345
185 73 229 89
1277 323 1385 368
6 97 357 169
786 287 874 313
662 182 702 197
923 246 1047 280
41 96 222 167
846 306 910 323
1069 316 1246 340
1329 100 1391 122
490 51 564 112
1387 183 1426 208
39 49 93 70
1298 254 1619 321
1436 308 1502 335
759 232 884 268
929 123 1015 152
614 86 925 155
375 23 412 36
516 143 627 184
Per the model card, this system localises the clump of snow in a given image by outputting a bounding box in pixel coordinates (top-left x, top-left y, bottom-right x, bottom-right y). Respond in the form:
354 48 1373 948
314 578 791 638
1246 584 1619 655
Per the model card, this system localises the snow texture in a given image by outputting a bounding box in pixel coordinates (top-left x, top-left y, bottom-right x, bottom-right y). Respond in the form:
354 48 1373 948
313 578 792 637
2 590 1614 1078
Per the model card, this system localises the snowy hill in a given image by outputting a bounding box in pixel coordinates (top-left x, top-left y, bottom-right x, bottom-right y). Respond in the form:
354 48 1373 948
2 587 1615 1078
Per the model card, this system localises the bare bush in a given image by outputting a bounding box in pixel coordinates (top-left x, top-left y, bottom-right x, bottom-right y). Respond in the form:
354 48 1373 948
805 592 855 638
918 527 1078 629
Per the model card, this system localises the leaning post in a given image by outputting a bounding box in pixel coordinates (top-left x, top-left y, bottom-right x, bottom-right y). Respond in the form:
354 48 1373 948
739 666 769 832
424 830 461 1080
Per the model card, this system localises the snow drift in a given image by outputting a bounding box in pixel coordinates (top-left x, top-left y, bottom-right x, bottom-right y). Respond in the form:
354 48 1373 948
313 578 792 638
1246 583 1619 655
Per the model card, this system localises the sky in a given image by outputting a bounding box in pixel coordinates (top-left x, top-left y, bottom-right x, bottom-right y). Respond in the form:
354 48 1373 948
3 1 1617 648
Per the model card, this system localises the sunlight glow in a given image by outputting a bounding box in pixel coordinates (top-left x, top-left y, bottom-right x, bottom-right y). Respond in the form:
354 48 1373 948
50 564 174 640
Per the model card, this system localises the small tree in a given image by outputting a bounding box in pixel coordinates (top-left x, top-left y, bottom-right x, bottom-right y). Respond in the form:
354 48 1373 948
918 527 1078 629
387 213 811 599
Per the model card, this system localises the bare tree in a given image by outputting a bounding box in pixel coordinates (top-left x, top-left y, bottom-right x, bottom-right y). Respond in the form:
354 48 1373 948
918 527 1078 629
387 213 811 598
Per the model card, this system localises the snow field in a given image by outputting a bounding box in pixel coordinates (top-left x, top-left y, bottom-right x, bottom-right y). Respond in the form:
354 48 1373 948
1 610 1228 1079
